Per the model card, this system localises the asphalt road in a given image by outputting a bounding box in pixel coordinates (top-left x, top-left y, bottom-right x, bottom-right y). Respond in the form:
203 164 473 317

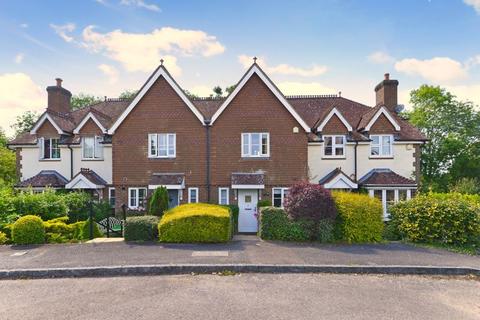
1 274 479 320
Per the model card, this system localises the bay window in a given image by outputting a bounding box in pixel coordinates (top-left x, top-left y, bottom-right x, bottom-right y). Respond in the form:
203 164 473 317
148 133 176 158
323 135 345 157
241 133 269 157
370 135 393 157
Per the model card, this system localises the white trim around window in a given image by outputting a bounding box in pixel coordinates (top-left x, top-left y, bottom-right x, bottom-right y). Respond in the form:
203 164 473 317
38 137 61 160
323 135 346 158
368 187 416 220
148 133 176 158
128 187 147 209
218 187 229 205
241 132 270 157
188 187 199 203
370 134 393 158
272 187 289 208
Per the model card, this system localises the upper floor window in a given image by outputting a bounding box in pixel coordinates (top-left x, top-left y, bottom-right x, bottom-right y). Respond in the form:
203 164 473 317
39 137 60 160
128 187 147 209
370 135 393 157
82 136 103 160
148 133 176 158
241 133 269 157
272 187 289 208
323 135 345 157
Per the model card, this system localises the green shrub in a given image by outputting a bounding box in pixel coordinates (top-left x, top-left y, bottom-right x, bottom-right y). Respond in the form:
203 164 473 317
45 232 68 243
223 204 239 234
449 177 480 195
159 203 232 243
43 217 74 240
12 189 68 220
333 192 384 243
0 187 14 217
11 215 45 245
258 207 313 241
257 199 272 207
61 191 91 222
390 193 480 245
124 216 159 241
78 218 103 240
148 186 169 217
0 231 8 244
317 219 335 243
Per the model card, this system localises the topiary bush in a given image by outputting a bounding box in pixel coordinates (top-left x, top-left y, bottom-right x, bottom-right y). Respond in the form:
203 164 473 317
0 231 8 244
159 203 232 243
11 215 45 245
124 216 159 242
333 192 384 243
258 207 314 241
148 186 169 217
389 193 480 245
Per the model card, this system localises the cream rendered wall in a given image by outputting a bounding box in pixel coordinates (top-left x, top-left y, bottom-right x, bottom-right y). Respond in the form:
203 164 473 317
72 145 113 184
308 142 416 183
20 146 71 181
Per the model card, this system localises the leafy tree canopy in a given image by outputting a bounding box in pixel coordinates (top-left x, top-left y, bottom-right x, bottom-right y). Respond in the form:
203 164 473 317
11 111 39 137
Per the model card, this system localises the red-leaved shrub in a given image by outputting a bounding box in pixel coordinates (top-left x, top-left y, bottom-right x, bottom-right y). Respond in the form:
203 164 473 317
284 182 337 222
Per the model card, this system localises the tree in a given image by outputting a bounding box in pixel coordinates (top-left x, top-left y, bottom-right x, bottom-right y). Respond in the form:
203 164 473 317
212 86 223 97
148 186 169 217
0 128 16 185
11 111 39 137
119 90 138 100
0 128 7 147
450 177 480 195
225 84 236 95
406 85 480 191
71 93 102 110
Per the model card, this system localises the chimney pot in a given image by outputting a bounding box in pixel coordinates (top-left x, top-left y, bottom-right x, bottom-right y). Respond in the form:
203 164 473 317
55 78 63 87
375 73 399 113
384 73 390 80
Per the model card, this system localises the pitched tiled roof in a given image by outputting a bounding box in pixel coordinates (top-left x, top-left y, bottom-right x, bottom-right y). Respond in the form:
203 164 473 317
231 172 265 186
16 170 69 188
191 98 224 119
318 168 355 185
358 168 417 186
73 168 108 186
149 173 185 186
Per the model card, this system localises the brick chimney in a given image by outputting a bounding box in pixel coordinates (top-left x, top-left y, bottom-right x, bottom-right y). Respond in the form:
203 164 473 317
46 78 72 114
374 73 399 113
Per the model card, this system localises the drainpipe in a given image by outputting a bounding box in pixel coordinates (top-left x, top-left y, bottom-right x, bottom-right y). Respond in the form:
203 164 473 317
354 141 358 182
205 119 211 202
67 144 74 179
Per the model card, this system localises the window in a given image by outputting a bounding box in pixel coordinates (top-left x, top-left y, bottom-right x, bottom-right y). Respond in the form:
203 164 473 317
148 133 176 158
218 187 229 205
39 137 60 159
370 135 393 157
188 187 199 203
82 136 103 159
323 135 345 157
128 188 147 209
369 188 417 220
108 188 116 207
272 188 289 208
241 133 269 157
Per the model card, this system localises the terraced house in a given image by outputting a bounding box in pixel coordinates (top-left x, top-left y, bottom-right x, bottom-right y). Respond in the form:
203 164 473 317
8 60 426 232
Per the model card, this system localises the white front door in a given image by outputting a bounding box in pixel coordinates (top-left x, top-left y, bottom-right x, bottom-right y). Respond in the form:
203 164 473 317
238 189 259 232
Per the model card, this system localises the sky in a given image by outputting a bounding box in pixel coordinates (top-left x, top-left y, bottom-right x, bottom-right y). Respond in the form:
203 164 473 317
1 0 480 136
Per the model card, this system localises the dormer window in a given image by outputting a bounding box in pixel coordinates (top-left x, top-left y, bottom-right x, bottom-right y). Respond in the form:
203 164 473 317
82 136 103 160
39 137 60 160
370 135 393 157
323 135 345 158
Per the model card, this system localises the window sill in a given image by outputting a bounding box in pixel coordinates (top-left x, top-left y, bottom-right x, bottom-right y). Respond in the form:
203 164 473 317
369 156 394 160
39 159 61 162
322 156 346 160
148 157 176 160
81 158 104 161
240 157 270 160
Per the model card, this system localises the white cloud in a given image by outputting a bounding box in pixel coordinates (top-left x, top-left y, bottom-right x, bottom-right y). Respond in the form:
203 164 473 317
14 53 25 64
81 26 225 75
0 73 45 136
277 81 336 95
98 64 119 84
20 23 28 28
120 0 161 12
395 57 468 83
464 0 480 14
50 23 76 43
368 51 395 64
445 84 480 107
238 55 327 77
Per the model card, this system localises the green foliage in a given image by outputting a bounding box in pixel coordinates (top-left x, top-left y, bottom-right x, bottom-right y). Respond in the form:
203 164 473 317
11 215 45 245
213 86 223 97
450 177 480 195
124 216 159 242
223 204 239 234
78 218 103 240
71 93 101 110
317 219 335 243
11 111 39 136
12 189 68 220
258 207 314 241
93 199 113 221
389 193 480 245
333 192 384 243
61 191 91 222
257 199 272 207
148 186 169 217
158 203 232 243
0 144 16 185
119 90 138 100
0 186 14 217
0 231 8 244
407 85 480 192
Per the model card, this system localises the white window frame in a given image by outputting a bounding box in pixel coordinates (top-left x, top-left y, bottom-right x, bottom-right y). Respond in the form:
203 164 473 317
272 187 289 208
323 135 346 158
241 132 270 158
82 136 104 160
218 187 229 205
368 188 415 220
148 133 176 158
39 137 61 160
128 187 147 209
188 187 199 203
370 134 393 158
108 187 115 207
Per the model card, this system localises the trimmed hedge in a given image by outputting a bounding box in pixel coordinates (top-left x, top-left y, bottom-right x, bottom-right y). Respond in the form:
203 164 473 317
333 192 384 243
78 218 103 240
258 207 314 241
124 216 159 241
12 190 68 221
11 215 45 245
390 193 480 245
257 199 272 207
159 203 232 243
223 204 239 234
